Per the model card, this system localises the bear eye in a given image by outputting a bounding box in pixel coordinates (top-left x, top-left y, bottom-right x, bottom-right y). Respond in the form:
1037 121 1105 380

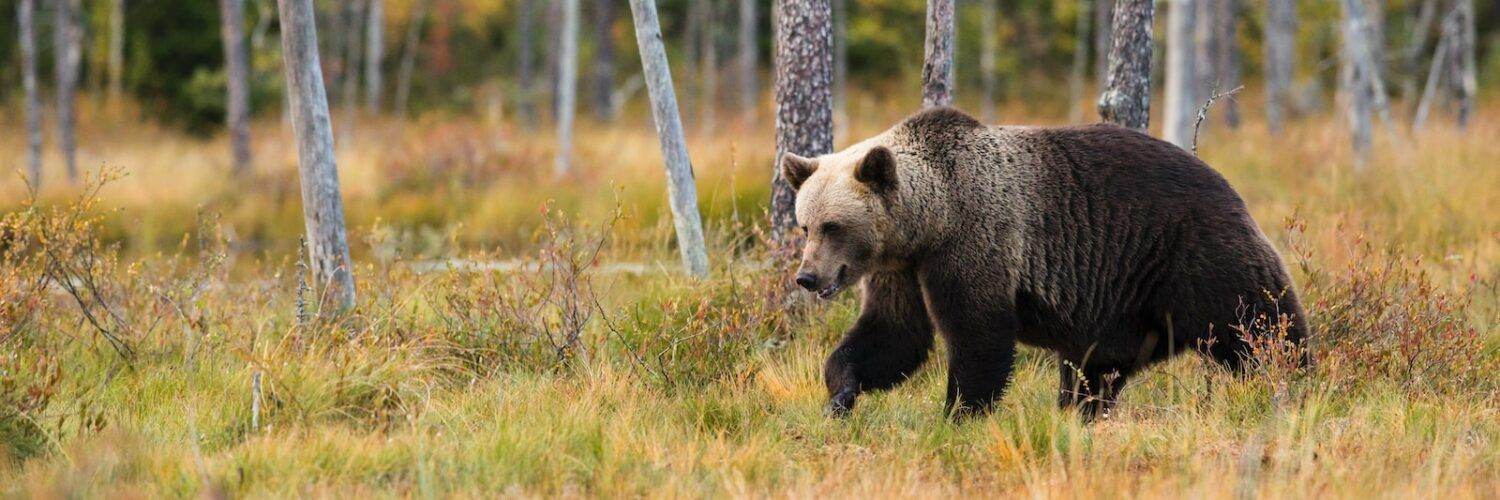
819 222 842 235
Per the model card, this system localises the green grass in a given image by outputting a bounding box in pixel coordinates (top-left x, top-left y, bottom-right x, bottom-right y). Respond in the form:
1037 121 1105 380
1 97 1497 497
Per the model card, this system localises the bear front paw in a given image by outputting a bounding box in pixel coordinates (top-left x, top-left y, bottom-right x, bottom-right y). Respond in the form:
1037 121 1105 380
824 388 859 418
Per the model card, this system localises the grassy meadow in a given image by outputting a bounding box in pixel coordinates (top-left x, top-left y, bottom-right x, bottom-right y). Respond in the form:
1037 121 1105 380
1 93 1497 497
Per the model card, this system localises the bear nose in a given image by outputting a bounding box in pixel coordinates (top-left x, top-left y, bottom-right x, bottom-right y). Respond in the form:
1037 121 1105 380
795 272 819 291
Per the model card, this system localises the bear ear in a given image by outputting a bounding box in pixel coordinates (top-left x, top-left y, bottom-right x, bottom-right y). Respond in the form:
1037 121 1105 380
855 146 898 192
780 152 818 191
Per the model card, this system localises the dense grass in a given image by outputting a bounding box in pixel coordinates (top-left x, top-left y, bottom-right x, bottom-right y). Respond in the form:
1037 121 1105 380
1 96 1497 497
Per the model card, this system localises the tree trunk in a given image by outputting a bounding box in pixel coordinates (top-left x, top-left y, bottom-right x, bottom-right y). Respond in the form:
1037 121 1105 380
981 0 1000 123
515 0 534 124
364 0 384 112
220 0 254 175
771 0 833 242
1212 0 1240 127
107 0 125 105
699 0 718 135
1401 0 1438 109
54 0 82 182
921 0 955 108
590 0 617 120
1453 0 1476 128
626 0 710 278
393 0 426 118
1097 0 1153 130
1265 0 1296 134
1412 23 1448 130
1066 0 1090 123
19 0 44 187
737 0 757 116
1340 0 1387 168
1093 0 1113 88
1163 0 1198 149
832 0 848 138
277 0 357 313
554 0 580 175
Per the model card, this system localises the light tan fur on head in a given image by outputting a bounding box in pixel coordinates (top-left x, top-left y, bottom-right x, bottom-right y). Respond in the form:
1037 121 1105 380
781 137 902 298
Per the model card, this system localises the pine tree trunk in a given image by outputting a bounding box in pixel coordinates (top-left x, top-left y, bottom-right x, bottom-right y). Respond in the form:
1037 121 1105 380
981 0 1000 123
921 0 955 108
1163 0 1198 149
626 0 710 278
1066 0 1090 123
107 0 125 105
54 0 82 182
700 0 718 135
1265 0 1296 134
1097 0 1153 130
1453 0 1476 128
832 0 848 137
1093 0 1114 88
515 0 534 124
771 0 833 242
277 0 357 313
393 0 425 118
364 0 384 112
554 0 580 175
737 0 758 116
220 0 254 175
591 0 617 120
19 0 44 187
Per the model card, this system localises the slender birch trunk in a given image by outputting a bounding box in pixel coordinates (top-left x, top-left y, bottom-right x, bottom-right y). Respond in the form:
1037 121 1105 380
19 0 44 187
554 0 580 176
737 0 758 116
1412 22 1448 130
591 0 617 120
1212 0 1240 127
1340 0 1387 168
364 0 384 113
221 0 254 175
626 0 710 278
393 0 425 118
1265 0 1296 134
277 0 357 313
1401 0 1438 109
1453 0 1476 128
1163 0 1198 149
1067 0 1091 123
921 0 955 108
107 0 125 105
981 0 1000 123
1097 0 1153 130
771 0 833 242
54 0 82 182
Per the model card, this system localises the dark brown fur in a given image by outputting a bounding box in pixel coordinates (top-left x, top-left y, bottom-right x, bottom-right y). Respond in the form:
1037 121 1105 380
785 107 1308 420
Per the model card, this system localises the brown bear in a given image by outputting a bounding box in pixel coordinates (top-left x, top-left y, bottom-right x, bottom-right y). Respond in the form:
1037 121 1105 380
781 107 1307 420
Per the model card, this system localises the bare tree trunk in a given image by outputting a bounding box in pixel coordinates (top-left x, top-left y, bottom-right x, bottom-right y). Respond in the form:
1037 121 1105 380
515 0 534 124
220 0 254 175
1453 0 1476 128
277 0 357 313
1401 0 1438 109
107 0 125 105
1265 0 1296 134
921 0 955 108
19 0 44 187
981 0 1000 123
771 0 833 242
1067 0 1091 123
700 0 718 135
393 0 426 118
737 0 757 116
626 0 710 278
54 0 82 182
1340 0 1387 168
1412 23 1448 130
1097 0 1153 130
340 0 366 136
1093 0 1113 88
1163 0 1198 149
832 0 848 137
591 0 617 120
364 0 384 113
1212 0 1240 127
554 0 580 176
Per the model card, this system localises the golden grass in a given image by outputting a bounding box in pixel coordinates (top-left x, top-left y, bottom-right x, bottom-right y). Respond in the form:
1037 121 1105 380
1 95 1497 497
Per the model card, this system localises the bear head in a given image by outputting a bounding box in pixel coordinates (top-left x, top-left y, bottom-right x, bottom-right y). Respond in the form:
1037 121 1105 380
781 142 900 299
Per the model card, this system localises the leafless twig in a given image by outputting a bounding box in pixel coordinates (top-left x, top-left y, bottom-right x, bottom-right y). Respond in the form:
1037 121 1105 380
1192 84 1245 156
